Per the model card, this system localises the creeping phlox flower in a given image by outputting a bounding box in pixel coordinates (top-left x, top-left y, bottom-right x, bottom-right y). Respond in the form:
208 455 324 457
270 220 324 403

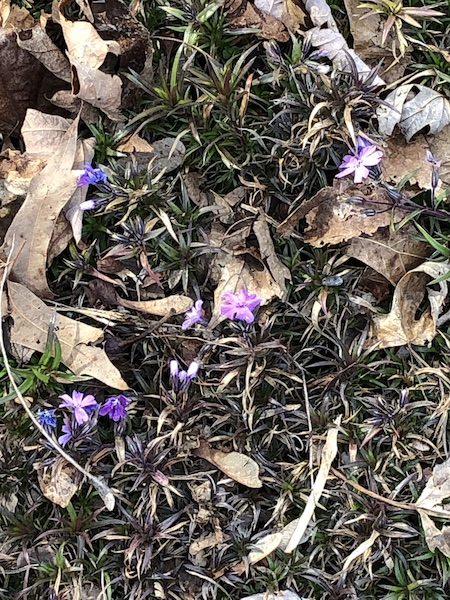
37 409 57 430
77 163 108 187
220 288 262 324
58 417 74 447
59 390 98 425
336 137 383 184
182 299 206 330
170 359 199 392
99 394 131 422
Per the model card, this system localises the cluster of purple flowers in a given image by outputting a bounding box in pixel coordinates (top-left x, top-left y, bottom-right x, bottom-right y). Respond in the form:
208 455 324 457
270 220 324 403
37 391 131 447
181 288 263 331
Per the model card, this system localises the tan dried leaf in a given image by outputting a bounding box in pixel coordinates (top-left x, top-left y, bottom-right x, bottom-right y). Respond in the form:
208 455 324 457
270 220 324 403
119 294 193 316
345 223 430 285
366 261 450 349
301 183 407 247
284 416 341 553
4 114 79 298
7 280 128 389
36 459 79 508
0 149 46 199
254 212 291 299
382 134 436 190
225 0 289 42
195 440 262 488
16 25 71 82
117 133 154 153
1 3 34 29
240 592 305 600
21 109 73 158
248 533 283 564
342 530 380 573
59 12 120 69
416 456 450 557
71 58 123 121
254 0 306 31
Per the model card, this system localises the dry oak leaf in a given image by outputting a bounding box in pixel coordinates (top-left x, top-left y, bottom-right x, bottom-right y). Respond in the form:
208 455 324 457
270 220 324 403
378 84 450 141
59 11 120 70
16 24 71 83
7 280 128 389
382 133 437 190
21 109 73 158
366 261 450 349
225 0 289 42
36 459 79 508
345 223 430 286
254 212 291 299
301 183 407 247
117 132 154 153
415 456 450 558
194 440 263 488
254 0 307 31
4 113 79 298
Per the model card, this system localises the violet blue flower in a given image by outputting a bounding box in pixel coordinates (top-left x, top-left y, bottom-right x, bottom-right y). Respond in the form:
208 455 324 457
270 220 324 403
182 299 206 330
99 394 131 422
37 409 57 430
169 359 199 392
77 163 108 187
336 139 383 184
58 417 73 447
59 390 98 425
220 289 262 324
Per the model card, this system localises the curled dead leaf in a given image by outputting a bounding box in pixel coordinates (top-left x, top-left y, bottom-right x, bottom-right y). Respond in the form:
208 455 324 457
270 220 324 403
36 459 79 508
225 0 289 42
195 440 262 488
7 280 128 389
366 261 450 349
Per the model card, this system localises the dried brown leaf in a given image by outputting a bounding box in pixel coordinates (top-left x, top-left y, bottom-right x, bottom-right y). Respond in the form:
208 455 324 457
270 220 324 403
59 11 120 69
16 24 71 82
117 133 154 153
240 590 306 600
119 295 193 316
253 212 291 299
382 134 436 190
345 223 430 285
4 114 79 298
0 149 46 199
7 280 128 389
284 416 341 553
302 183 407 246
36 459 79 508
225 0 289 42
416 457 450 557
195 440 262 488
248 533 283 564
366 261 450 349
21 109 72 157
254 0 306 31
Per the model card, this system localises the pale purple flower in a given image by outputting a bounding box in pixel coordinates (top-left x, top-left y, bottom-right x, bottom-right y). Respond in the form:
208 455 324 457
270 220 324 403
220 289 262 323
77 163 108 187
37 409 57 430
182 299 206 330
336 139 383 184
59 390 98 425
169 359 199 392
99 394 131 422
58 417 73 447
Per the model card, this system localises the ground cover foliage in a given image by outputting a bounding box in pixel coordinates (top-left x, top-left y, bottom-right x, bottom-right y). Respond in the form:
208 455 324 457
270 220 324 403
2 0 450 598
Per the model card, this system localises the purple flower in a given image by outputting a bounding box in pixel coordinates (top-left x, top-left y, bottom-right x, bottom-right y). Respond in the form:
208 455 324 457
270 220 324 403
99 394 131 422
77 163 108 187
58 417 73 447
37 409 57 430
169 359 199 392
336 139 383 184
220 289 262 324
59 390 98 425
182 299 206 330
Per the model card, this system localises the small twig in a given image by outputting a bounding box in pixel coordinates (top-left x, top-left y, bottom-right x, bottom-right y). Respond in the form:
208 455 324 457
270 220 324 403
0 241 115 511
